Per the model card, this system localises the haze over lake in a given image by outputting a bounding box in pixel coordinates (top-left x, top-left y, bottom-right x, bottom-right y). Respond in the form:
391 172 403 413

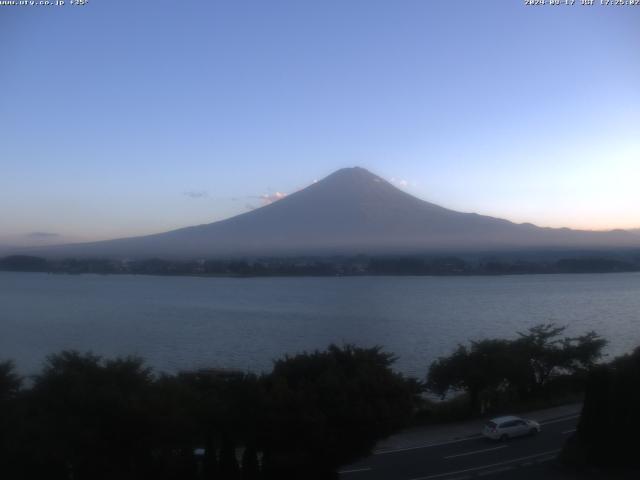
2 271 639 377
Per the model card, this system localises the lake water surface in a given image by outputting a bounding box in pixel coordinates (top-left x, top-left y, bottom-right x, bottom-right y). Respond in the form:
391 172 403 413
1 271 639 377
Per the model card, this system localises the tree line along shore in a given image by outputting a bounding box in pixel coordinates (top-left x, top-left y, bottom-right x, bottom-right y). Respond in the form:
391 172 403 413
1 323 638 479
2 252 640 277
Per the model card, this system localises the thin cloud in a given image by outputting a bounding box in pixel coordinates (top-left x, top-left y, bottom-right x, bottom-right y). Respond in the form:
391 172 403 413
390 177 410 188
260 192 287 205
183 190 209 199
243 191 288 211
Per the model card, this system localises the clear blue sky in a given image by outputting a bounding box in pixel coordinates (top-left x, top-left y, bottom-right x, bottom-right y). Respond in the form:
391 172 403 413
1 0 639 245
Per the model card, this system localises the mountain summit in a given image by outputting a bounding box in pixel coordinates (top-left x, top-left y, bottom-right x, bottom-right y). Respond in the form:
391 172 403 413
25 167 638 258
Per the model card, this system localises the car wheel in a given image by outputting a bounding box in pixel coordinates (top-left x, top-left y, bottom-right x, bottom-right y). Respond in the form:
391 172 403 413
500 434 509 442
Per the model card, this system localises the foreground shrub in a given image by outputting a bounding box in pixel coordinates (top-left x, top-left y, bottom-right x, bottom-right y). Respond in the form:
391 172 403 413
261 344 423 478
0 345 421 479
426 323 606 415
561 347 640 469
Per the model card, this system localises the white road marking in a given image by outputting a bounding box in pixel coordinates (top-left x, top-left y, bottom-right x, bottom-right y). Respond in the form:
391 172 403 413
540 414 580 425
374 436 481 455
444 445 507 460
562 429 577 435
477 466 513 476
535 455 557 463
407 449 562 480
338 467 372 474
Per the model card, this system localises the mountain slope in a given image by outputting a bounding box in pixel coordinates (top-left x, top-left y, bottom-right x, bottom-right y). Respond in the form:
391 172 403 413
23 167 639 258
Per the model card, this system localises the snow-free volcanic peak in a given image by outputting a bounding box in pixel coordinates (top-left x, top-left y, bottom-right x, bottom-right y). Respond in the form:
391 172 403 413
20 167 639 259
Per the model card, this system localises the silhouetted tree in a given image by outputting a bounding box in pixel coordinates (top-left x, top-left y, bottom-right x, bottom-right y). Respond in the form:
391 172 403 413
146 374 201 480
427 339 513 414
218 437 240 480
261 344 422 477
561 346 640 470
427 323 607 415
0 360 21 401
175 369 265 479
0 360 22 475
512 324 606 396
23 351 156 480
240 443 260 480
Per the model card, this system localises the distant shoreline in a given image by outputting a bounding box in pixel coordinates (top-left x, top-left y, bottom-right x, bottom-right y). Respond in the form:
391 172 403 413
2 253 639 278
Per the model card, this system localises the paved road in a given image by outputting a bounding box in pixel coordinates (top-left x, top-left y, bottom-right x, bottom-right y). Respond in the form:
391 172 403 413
339 414 579 480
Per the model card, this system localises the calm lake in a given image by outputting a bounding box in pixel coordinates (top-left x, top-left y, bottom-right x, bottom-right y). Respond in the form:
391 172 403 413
1 271 639 377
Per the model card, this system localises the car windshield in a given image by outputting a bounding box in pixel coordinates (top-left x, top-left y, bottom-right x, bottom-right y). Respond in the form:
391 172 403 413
486 421 497 429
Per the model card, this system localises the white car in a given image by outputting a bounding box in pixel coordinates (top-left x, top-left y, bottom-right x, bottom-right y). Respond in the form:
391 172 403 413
482 415 541 441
